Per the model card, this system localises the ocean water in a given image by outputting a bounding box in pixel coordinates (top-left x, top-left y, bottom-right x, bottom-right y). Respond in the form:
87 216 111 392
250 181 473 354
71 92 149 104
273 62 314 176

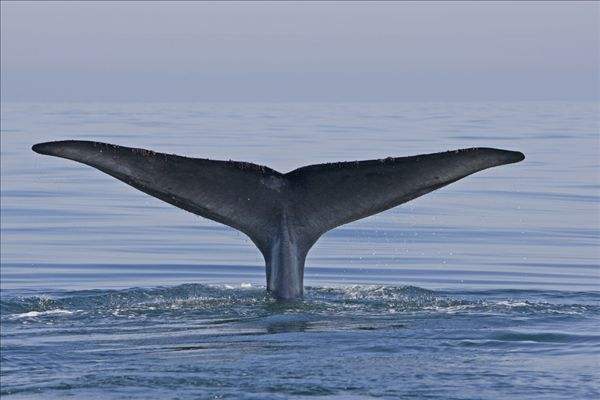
1 102 599 399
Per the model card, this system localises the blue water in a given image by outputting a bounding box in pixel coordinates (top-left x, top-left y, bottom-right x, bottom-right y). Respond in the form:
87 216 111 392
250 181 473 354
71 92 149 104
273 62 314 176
1 102 599 399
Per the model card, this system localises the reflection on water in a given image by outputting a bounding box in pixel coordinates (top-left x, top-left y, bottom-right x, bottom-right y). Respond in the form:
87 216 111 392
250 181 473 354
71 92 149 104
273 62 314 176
1 102 599 399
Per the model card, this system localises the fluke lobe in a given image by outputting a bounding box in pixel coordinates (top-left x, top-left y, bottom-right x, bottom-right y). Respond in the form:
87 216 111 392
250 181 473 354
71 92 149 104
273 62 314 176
32 141 524 300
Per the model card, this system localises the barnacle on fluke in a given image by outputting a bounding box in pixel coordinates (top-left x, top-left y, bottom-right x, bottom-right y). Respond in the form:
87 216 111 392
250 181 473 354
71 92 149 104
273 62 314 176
227 160 269 173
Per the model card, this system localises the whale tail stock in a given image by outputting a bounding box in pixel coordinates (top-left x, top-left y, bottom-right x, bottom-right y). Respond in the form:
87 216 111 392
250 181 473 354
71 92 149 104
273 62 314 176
32 140 524 299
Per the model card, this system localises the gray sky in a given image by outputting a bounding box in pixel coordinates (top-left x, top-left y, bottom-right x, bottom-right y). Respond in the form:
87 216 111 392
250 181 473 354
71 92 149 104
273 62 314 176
1 1 598 102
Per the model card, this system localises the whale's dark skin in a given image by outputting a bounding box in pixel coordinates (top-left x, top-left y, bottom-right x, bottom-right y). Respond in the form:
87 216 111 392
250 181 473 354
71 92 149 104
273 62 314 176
32 141 524 300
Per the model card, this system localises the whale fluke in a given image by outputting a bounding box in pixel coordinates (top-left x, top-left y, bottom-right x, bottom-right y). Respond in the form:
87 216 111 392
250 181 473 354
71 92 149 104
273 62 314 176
32 140 524 300
31 140 283 254
287 147 524 245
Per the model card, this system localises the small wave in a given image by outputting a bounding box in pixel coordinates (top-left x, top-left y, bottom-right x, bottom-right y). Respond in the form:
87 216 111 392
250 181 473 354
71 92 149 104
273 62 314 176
1 284 597 324
9 309 74 319
491 330 600 344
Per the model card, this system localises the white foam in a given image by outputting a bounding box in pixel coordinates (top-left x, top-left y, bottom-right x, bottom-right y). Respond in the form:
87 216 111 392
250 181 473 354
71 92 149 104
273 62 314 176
11 309 73 319
496 301 529 307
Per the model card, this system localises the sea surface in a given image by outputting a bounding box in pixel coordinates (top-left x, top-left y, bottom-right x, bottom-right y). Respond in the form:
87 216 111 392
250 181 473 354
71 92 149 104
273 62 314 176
1 102 599 399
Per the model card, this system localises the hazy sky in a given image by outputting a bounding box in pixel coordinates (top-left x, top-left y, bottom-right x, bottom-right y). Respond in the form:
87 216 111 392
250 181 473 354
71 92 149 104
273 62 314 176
1 1 598 102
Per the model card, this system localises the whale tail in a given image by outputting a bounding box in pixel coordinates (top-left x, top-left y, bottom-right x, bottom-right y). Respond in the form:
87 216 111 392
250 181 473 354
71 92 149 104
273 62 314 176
32 140 524 299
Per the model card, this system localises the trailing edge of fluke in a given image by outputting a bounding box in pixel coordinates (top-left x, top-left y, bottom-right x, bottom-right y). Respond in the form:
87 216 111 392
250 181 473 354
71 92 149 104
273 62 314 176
32 140 524 300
